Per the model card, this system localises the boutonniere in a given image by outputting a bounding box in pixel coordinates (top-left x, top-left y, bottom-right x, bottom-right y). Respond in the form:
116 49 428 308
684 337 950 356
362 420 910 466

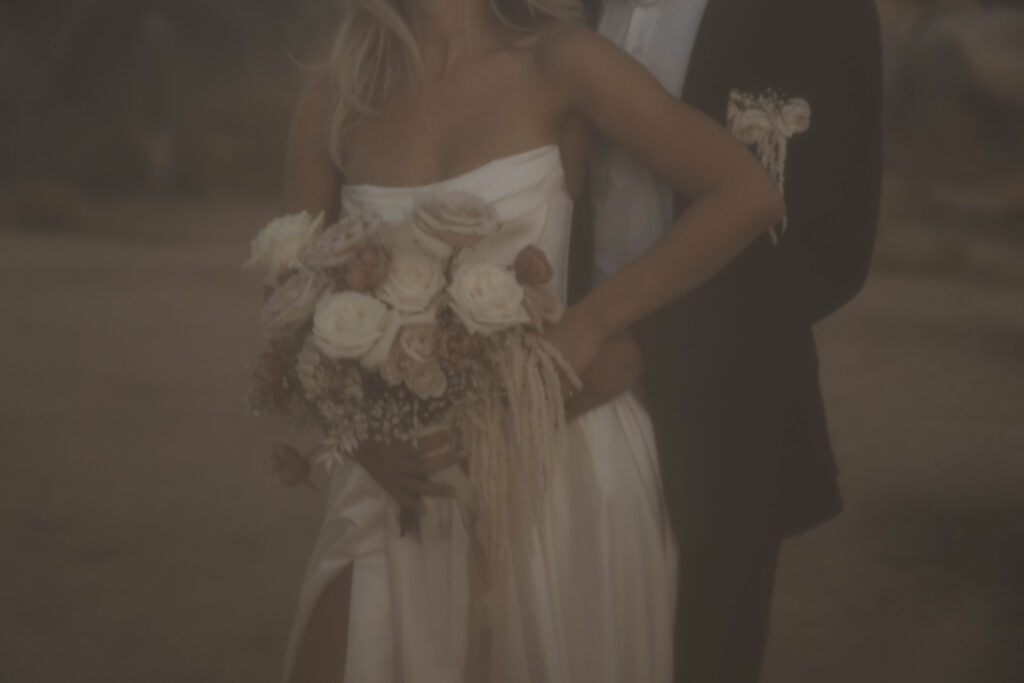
727 89 811 244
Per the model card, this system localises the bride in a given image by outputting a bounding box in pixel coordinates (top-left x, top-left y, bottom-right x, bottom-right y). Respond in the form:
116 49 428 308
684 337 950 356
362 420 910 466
278 0 783 679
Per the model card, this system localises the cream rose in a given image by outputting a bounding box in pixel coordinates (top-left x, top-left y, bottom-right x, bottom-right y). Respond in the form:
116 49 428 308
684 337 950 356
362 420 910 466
729 107 775 146
246 211 324 280
260 269 328 338
776 97 811 138
377 249 445 315
404 359 448 400
448 261 529 336
312 291 400 367
410 191 499 258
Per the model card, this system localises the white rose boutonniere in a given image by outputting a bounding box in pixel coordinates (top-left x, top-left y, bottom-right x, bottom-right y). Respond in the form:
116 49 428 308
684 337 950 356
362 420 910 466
728 106 776 146
448 261 529 336
312 291 400 368
246 211 324 282
727 89 813 243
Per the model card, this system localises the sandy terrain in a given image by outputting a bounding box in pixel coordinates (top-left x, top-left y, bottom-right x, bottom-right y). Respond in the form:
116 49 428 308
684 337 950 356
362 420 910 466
1 202 1022 683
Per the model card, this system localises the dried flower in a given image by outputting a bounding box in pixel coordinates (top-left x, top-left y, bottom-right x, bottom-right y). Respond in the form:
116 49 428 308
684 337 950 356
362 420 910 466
521 284 563 330
260 269 328 338
295 343 331 398
303 214 380 271
246 211 324 283
270 442 312 487
333 363 365 401
437 326 487 369
252 348 288 384
381 342 414 386
513 245 554 286
344 245 392 292
247 349 293 415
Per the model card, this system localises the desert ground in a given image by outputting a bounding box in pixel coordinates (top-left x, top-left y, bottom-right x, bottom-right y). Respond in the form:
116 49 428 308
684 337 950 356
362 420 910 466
2 201 1022 683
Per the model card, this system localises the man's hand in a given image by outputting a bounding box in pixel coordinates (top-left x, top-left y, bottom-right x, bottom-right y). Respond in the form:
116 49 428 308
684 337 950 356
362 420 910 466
352 431 460 513
564 331 645 421
541 303 608 379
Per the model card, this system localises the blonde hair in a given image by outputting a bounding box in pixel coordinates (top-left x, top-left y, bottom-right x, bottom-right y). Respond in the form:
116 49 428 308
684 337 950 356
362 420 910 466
326 0 584 166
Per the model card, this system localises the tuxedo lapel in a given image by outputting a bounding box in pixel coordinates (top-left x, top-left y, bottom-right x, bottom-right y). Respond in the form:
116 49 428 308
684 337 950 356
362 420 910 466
680 0 733 121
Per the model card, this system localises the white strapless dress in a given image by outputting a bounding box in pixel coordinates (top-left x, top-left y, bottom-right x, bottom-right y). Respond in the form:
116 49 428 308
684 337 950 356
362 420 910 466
283 145 678 683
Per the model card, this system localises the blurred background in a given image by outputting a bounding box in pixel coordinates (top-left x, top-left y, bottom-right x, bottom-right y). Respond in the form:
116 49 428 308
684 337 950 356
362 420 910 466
1 0 1022 681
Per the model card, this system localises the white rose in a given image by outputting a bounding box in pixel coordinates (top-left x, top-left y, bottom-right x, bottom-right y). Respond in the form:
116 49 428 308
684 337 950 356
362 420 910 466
377 249 445 315
246 211 324 281
776 97 811 138
312 291 400 368
729 108 775 146
448 262 529 336
410 191 499 258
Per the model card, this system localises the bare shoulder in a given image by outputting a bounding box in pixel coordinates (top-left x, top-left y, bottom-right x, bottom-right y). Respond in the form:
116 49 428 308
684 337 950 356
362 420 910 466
532 22 651 106
533 22 615 79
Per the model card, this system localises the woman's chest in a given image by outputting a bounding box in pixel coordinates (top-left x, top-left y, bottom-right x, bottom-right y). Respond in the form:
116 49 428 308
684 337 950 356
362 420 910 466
343 59 560 187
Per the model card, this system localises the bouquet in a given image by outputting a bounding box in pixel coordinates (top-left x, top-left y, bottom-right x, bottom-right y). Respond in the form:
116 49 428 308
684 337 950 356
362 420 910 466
244 191 579 578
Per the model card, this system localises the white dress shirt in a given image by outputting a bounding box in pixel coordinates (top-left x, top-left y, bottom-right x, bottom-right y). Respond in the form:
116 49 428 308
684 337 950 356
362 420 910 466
591 0 710 284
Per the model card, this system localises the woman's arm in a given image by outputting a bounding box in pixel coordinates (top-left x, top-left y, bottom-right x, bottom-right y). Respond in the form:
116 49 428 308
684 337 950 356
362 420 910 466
538 28 785 373
282 75 342 219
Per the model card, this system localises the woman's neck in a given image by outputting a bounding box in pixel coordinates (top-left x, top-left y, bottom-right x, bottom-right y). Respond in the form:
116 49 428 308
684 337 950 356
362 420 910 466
406 0 501 77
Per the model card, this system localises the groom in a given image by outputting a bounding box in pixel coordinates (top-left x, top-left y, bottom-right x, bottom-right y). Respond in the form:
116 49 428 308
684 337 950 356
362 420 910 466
569 0 882 681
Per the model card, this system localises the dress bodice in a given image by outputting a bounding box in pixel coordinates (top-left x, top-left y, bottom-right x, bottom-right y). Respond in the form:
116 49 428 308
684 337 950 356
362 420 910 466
341 145 575 304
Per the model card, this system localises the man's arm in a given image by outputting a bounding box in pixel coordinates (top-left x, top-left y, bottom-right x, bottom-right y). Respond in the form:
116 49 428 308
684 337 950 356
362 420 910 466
773 0 883 324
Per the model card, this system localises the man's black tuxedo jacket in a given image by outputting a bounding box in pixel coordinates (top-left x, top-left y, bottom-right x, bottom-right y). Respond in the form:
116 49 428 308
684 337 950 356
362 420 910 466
570 0 882 543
